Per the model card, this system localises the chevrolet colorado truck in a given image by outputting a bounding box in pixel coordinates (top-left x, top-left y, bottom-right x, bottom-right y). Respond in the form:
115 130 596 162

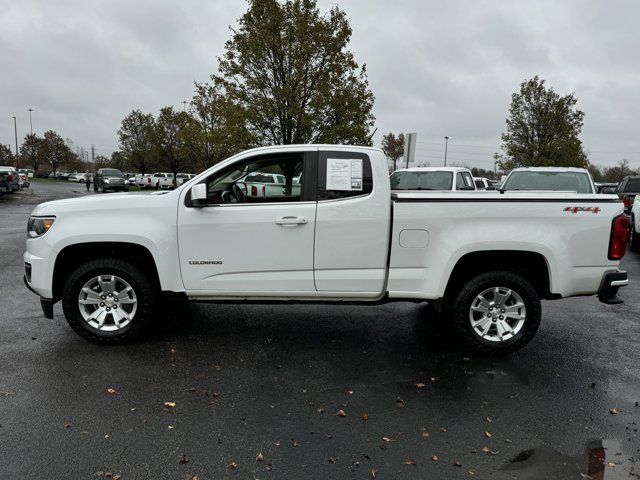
23 145 630 353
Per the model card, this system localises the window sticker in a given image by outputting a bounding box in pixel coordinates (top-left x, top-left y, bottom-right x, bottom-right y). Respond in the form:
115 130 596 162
326 158 363 191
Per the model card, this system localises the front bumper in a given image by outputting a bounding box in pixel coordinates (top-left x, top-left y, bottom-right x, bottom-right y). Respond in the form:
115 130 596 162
597 270 628 304
23 275 54 319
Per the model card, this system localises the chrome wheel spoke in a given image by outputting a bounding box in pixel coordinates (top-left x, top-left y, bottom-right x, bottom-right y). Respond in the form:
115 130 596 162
494 287 511 306
78 275 137 332
471 304 489 314
505 302 524 313
472 317 492 336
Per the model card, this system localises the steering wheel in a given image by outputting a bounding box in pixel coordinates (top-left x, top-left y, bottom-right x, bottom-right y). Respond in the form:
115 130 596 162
232 183 246 203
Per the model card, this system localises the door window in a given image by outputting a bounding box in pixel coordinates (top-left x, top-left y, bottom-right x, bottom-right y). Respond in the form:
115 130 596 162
456 172 474 190
317 151 373 201
198 153 310 204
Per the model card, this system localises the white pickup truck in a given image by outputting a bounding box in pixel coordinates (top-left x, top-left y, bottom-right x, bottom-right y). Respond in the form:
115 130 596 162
23 145 630 353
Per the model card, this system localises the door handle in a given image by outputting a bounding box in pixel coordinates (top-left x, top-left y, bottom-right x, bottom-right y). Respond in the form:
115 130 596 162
275 216 308 226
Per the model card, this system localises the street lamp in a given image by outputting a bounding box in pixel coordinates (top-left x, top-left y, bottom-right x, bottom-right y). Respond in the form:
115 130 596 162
443 136 451 166
12 116 19 169
28 108 34 135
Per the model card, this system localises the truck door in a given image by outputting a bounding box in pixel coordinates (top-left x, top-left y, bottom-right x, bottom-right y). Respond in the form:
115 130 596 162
313 150 391 293
178 151 318 294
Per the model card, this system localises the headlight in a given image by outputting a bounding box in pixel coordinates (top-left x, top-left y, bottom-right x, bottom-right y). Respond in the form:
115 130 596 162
104 178 110 183
27 216 55 238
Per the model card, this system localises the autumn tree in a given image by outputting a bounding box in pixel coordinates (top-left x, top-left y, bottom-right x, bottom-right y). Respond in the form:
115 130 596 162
602 159 637 183
38 130 73 175
190 82 256 169
118 110 156 174
381 133 405 171
211 0 375 146
499 76 587 170
0 144 14 165
155 107 196 186
20 134 42 171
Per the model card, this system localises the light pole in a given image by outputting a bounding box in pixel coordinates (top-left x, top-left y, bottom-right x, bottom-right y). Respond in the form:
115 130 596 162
28 108 34 135
12 116 19 168
443 136 451 166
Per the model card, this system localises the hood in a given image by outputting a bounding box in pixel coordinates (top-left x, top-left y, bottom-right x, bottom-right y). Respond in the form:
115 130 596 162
31 190 176 216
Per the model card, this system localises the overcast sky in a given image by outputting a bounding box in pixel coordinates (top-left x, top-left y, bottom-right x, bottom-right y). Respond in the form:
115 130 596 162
1 0 639 169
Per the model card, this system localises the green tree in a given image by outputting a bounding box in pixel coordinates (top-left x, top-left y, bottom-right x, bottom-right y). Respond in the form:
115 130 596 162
20 134 42 171
93 155 111 170
500 76 587 169
110 151 128 171
118 110 156 174
381 133 405 171
212 0 375 146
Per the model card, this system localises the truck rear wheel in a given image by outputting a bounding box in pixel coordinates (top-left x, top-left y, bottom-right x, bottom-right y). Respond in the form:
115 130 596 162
447 271 541 354
61 258 157 344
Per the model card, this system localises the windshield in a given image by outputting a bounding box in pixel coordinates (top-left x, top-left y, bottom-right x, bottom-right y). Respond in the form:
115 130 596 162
390 171 454 190
102 169 124 178
502 171 593 193
623 178 640 193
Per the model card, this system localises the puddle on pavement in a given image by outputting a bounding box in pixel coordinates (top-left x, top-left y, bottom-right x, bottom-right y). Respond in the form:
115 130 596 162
499 439 638 479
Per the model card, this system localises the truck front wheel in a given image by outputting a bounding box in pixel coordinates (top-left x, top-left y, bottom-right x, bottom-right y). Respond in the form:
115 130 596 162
447 271 541 354
61 258 157 344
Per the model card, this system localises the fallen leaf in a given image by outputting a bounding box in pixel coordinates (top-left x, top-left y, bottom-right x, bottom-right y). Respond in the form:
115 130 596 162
404 459 417 466
485 431 492 438
64 422 71 429
229 461 238 469
440 427 447 433
290 439 300 447
337 409 346 417
396 397 405 407
191 476 201 480
453 460 462 467
482 447 498 455
266 462 273 471
382 437 392 443
431 376 438 382
179 454 188 464
317 408 325 413
370 468 377 479
188 387 196 392
580 474 593 479
164 401 176 408
431 455 439 462
328 457 336 464
486 417 493 423
361 413 369 421
415 382 427 388
421 432 430 438
107 388 117 395
168 425 174 430
130 408 136 412
256 452 264 462
609 408 618 415
607 462 616 467
348 390 354 395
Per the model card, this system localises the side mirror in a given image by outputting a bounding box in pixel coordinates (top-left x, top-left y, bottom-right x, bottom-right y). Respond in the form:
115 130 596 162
601 187 616 194
190 183 207 205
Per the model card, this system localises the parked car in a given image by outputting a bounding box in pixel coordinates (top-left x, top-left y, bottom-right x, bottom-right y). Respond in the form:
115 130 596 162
68 173 88 183
595 182 618 194
150 172 173 189
176 173 195 187
390 167 476 191
630 195 640 252
0 166 19 191
158 173 176 190
135 173 154 189
36 170 51 178
473 177 496 190
237 172 302 197
501 167 596 194
18 172 30 188
93 168 128 193
24 145 628 354
19 168 34 178
0 171 10 194
614 175 640 214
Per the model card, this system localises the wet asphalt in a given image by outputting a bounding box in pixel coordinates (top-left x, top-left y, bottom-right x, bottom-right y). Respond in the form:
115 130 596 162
0 181 638 480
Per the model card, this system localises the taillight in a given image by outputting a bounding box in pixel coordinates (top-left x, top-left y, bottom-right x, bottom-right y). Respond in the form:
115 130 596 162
7 174 12 182
622 196 631 213
608 214 629 260
251 185 257 196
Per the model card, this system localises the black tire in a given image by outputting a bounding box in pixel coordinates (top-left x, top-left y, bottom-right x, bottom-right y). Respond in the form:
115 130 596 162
630 216 640 253
93 184 98 192
61 258 157 344
446 271 541 354
102 186 107 193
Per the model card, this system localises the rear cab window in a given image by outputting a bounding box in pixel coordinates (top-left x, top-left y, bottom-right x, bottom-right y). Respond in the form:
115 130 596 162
317 151 373 200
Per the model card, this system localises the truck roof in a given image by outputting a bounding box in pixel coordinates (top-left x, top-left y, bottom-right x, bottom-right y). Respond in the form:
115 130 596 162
394 167 471 173
509 166 590 173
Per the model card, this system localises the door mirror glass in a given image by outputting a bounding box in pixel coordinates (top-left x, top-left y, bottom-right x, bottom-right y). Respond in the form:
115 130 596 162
191 183 207 202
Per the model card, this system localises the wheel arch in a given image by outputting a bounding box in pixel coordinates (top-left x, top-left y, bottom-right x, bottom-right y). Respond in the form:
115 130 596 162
52 242 161 302
443 250 552 303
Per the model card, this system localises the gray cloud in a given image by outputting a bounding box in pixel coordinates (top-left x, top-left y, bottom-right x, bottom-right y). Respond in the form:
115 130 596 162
1 0 638 169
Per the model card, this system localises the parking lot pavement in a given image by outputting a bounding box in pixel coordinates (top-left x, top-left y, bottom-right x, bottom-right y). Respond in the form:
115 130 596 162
0 181 638 479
